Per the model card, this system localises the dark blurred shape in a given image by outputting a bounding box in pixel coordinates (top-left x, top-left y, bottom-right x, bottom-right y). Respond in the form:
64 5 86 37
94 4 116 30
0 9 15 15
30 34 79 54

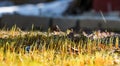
67 29 74 40
45 0 55 2
10 0 28 5
93 0 120 12
73 20 81 33
10 0 54 5
113 48 120 54
50 25 61 32
64 0 92 15
25 46 30 53
68 20 81 33
1 15 50 31
0 1 14 7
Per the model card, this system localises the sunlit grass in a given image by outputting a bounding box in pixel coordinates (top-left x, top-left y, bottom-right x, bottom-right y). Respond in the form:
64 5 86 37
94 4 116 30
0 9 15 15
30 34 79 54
0 27 119 66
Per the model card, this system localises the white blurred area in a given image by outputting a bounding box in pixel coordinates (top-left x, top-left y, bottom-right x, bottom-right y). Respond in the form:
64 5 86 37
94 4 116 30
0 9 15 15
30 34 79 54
0 0 73 17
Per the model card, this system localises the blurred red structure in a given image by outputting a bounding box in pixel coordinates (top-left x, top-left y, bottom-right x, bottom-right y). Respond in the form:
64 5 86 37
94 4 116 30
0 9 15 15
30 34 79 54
93 0 120 12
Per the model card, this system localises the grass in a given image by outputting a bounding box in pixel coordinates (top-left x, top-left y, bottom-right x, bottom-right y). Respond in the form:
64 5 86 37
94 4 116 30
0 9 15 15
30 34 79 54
0 27 119 66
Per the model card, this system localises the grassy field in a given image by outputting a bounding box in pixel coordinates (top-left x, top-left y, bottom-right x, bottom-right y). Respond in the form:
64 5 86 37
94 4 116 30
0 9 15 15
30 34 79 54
0 27 120 66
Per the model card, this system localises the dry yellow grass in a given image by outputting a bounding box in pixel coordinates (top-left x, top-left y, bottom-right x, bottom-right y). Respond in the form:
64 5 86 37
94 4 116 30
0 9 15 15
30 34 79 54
0 28 119 66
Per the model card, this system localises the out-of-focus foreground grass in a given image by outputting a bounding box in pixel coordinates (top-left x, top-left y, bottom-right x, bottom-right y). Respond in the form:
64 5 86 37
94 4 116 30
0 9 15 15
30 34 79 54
0 27 119 66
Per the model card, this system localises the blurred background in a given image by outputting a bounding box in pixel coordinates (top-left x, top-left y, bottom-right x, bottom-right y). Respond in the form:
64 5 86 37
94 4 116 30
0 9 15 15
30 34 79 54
0 0 120 31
